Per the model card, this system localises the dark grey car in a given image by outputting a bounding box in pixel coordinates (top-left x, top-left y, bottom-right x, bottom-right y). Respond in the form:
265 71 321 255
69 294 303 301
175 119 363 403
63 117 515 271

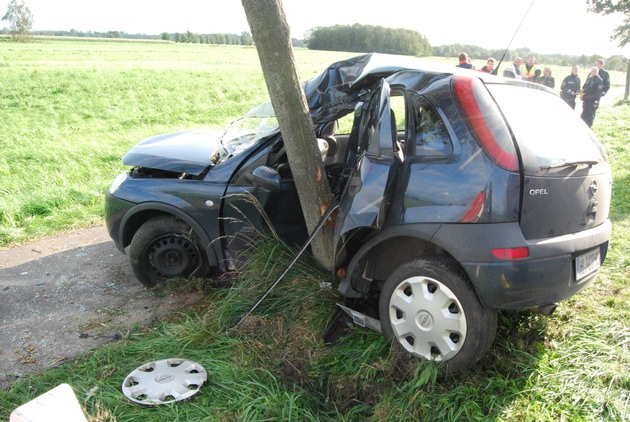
106 54 611 373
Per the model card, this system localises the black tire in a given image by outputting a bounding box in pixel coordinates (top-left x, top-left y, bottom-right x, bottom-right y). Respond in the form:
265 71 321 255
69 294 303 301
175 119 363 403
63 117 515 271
129 216 207 288
379 256 497 375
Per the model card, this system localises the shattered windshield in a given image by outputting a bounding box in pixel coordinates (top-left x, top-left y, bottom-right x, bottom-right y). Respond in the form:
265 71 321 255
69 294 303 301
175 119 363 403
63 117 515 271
211 101 279 164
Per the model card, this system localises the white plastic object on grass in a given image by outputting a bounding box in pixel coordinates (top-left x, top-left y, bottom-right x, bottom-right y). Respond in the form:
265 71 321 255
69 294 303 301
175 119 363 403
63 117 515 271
122 358 207 405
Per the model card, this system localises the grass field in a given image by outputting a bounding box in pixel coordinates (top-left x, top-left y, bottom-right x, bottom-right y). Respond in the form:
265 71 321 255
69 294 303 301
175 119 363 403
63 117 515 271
0 38 625 246
0 38 628 421
0 38 353 246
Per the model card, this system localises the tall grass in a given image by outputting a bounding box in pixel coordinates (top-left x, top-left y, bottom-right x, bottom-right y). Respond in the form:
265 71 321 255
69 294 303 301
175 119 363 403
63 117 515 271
0 39 628 421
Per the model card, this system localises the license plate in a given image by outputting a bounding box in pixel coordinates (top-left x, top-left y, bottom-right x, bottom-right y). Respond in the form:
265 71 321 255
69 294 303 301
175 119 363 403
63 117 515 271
576 248 601 280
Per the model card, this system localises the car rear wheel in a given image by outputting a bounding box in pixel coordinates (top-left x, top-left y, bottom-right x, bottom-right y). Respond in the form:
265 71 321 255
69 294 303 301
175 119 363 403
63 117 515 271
379 256 497 374
129 216 207 288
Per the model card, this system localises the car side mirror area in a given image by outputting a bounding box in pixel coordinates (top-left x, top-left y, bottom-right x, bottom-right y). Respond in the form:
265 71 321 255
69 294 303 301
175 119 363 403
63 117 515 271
248 166 281 192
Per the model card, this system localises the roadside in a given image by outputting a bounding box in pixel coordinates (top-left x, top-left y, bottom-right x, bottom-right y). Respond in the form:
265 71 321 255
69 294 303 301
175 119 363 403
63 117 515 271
0 225 203 390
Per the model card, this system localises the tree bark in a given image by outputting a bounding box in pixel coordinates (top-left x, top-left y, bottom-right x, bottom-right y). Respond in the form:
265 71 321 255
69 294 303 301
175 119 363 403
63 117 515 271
241 0 335 270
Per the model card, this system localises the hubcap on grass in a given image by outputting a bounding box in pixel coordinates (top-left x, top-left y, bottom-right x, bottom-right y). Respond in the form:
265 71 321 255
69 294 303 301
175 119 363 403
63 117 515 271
122 358 207 405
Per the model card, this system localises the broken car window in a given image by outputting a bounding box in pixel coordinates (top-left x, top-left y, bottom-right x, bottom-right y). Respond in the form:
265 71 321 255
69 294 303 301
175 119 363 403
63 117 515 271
212 101 279 165
415 101 452 157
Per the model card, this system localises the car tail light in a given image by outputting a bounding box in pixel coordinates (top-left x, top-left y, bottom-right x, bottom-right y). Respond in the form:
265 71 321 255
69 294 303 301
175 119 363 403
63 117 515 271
492 247 529 260
452 76 519 172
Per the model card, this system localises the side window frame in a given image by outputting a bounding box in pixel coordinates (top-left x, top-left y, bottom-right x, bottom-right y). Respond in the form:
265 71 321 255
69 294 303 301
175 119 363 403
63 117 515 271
411 96 454 158
389 88 409 159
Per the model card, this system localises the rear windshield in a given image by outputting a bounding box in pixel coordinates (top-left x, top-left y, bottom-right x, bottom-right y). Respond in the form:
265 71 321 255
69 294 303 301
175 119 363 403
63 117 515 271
486 84 608 175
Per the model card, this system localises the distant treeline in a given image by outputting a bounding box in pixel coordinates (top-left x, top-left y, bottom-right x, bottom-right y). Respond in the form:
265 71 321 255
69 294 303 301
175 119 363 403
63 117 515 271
160 31 254 45
306 24 431 56
3 28 305 48
3 25 625 71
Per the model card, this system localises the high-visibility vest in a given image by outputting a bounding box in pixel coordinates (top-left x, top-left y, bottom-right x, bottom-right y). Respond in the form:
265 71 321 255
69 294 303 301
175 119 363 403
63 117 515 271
521 64 536 80
521 63 536 79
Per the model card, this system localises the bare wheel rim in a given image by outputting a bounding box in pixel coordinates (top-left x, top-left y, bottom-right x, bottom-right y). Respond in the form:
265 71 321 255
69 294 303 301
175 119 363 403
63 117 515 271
388 275 467 362
122 358 207 405
145 233 201 280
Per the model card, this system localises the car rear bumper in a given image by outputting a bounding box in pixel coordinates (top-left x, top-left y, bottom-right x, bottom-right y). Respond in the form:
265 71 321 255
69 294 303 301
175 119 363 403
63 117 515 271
433 220 612 310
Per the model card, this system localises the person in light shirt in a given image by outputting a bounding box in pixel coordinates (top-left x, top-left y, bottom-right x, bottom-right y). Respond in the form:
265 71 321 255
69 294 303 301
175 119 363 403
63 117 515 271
502 56 522 79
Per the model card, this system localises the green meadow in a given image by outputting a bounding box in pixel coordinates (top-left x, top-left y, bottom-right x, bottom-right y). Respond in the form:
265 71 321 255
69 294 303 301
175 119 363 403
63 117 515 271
0 38 628 421
0 38 352 245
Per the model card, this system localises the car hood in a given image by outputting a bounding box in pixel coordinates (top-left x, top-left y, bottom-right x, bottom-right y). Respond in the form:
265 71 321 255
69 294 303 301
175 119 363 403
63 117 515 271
122 129 223 175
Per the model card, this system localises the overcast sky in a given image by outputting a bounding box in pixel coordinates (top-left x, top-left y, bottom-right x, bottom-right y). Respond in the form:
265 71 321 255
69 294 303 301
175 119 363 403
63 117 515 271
3 0 627 58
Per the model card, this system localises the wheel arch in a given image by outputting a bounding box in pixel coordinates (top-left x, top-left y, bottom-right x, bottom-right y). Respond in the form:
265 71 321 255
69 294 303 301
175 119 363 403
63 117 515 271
119 202 219 268
338 223 468 298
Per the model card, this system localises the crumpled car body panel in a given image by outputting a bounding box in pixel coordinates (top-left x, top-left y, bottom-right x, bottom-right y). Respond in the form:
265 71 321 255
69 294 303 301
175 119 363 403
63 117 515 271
122 130 223 176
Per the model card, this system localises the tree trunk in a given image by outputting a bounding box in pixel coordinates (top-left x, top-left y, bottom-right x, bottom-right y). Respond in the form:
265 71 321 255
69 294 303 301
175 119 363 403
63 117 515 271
241 0 335 270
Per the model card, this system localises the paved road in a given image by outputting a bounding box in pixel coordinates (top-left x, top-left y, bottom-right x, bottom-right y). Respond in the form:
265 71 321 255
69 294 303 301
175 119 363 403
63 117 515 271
0 226 201 390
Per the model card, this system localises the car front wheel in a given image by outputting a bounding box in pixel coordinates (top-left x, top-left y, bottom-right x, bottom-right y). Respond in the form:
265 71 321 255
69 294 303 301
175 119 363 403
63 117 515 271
129 216 207 288
379 256 497 374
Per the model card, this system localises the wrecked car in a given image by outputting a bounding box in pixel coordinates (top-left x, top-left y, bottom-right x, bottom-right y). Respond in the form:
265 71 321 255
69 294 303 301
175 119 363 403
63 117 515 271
105 53 612 373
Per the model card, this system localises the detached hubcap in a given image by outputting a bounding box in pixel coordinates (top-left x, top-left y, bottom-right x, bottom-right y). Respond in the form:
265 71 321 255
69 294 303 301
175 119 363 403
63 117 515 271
388 276 467 362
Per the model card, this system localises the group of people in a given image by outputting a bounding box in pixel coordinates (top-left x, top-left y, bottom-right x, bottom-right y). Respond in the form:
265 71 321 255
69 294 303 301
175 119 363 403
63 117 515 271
561 60 610 127
456 52 611 128
501 55 556 88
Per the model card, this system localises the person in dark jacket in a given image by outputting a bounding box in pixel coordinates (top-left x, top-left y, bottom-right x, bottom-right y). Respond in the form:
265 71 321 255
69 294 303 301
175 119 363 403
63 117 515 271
540 67 555 89
580 67 604 128
456 52 474 69
595 59 610 96
531 69 542 84
560 65 581 109
479 57 497 75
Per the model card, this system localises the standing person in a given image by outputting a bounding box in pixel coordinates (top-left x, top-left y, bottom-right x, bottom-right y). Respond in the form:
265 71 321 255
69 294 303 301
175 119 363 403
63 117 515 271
560 65 581 109
540 67 555 89
595 59 610 96
521 56 537 81
531 69 542 84
580 67 604 128
503 57 522 79
456 52 474 69
479 57 497 75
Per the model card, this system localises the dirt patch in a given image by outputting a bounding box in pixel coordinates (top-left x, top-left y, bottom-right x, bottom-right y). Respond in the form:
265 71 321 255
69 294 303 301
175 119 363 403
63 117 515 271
0 225 203 390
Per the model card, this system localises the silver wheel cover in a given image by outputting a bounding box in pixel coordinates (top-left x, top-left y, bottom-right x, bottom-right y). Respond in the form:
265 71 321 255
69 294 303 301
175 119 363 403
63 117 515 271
122 358 207 405
388 275 467 362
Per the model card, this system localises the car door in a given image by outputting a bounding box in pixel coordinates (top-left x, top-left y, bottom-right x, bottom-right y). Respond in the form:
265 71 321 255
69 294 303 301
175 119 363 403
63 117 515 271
335 79 403 240
219 137 308 266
